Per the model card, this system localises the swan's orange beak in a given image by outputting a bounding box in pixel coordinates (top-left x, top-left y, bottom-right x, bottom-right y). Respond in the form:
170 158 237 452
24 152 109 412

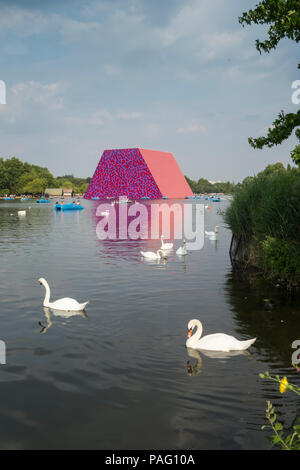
187 327 193 338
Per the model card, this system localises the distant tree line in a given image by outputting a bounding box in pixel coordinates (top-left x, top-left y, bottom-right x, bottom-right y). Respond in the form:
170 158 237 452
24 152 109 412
0 156 296 197
0 157 91 196
185 162 297 194
185 176 235 194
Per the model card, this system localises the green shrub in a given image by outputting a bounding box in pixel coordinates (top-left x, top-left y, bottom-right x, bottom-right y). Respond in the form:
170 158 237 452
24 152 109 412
259 236 300 283
225 170 300 242
224 168 300 283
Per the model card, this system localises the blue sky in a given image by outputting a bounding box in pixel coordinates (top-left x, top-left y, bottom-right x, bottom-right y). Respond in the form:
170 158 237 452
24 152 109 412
0 0 298 182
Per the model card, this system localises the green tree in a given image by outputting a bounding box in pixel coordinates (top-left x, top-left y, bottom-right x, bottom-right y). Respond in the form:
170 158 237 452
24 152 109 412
2 157 25 192
58 179 74 189
239 0 300 165
23 177 48 195
0 158 10 190
257 162 286 177
79 182 89 193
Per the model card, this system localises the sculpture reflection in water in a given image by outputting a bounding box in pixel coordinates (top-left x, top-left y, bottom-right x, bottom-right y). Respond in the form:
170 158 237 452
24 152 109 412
92 199 204 262
38 307 88 334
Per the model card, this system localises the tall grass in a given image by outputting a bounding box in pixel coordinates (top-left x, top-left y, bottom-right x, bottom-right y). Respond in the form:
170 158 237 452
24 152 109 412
224 169 300 283
225 170 300 242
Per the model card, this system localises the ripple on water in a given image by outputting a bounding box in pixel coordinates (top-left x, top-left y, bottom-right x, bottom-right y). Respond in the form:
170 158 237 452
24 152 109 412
0 199 300 449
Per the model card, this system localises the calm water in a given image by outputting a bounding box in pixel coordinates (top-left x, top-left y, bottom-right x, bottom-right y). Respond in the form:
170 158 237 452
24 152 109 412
0 198 299 450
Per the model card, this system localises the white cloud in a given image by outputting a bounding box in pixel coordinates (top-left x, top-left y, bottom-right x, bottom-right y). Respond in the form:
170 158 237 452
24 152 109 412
0 81 65 125
116 111 142 120
176 119 207 134
11 81 65 109
0 6 58 37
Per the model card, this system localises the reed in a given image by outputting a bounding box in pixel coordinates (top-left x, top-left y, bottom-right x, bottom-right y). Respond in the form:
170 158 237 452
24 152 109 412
224 169 300 283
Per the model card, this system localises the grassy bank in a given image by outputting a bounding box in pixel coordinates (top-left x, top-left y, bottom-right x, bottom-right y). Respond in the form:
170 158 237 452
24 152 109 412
224 167 300 285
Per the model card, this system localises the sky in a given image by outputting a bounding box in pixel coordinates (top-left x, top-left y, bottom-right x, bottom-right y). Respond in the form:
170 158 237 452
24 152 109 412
0 0 298 182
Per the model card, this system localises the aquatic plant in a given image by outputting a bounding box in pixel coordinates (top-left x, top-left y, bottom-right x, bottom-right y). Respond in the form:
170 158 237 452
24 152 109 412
259 371 300 450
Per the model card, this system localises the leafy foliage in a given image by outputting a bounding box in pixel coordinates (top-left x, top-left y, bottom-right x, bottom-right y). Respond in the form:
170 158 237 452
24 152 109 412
224 164 300 283
185 176 235 194
239 0 300 58
260 372 300 450
239 0 300 164
0 157 90 195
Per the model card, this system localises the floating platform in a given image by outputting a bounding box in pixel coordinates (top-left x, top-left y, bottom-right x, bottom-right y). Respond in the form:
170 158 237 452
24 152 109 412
54 203 83 211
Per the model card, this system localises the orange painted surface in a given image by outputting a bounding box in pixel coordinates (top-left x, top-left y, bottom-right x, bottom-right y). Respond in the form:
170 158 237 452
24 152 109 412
139 149 193 199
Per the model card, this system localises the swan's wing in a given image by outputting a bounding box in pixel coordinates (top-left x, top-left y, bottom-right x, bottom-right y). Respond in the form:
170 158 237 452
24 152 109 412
177 247 187 255
49 297 87 311
141 251 156 258
198 333 245 351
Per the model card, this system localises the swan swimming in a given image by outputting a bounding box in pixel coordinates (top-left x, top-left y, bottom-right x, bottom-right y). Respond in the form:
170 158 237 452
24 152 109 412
186 319 256 351
140 249 168 260
38 278 89 312
176 240 187 256
160 236 173 250
205 226 219 237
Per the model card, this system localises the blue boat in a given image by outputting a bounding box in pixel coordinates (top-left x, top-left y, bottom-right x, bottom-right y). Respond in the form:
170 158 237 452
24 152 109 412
212 197 221 202
54 203 83 211
3 197 14 200
21 198 30 201
36 199 50 203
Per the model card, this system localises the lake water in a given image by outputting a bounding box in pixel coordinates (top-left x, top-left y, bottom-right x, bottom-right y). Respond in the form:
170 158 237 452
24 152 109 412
0 198 299 450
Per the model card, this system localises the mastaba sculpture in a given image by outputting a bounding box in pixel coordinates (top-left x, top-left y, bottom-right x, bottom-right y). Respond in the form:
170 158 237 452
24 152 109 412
84 148 193 200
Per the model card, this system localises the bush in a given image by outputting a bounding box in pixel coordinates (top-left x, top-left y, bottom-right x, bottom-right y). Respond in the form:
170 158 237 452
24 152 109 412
259 236 300 284
224 168 300 283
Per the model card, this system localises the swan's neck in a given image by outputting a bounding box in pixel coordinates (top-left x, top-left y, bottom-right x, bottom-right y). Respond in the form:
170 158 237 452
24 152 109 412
42 281 51 306
189 321 203 345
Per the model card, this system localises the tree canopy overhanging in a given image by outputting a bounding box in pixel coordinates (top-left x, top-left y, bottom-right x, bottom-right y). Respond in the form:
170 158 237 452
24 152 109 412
239 0 300 165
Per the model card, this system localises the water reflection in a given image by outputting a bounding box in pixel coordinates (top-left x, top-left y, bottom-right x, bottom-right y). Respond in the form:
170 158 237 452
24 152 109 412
186 348 202 376
140 256 168 266
225 269 300 368
1 198 297 449
38 307 88 334
199 349 251 359
186 346 251 377
90 199 196 262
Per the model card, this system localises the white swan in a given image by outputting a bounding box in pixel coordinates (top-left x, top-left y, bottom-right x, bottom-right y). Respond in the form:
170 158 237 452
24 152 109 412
176 240 187 256
186 319 256 351
140 249 168 260
205 226 219 237
38 278 89 312
160 235 173 250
